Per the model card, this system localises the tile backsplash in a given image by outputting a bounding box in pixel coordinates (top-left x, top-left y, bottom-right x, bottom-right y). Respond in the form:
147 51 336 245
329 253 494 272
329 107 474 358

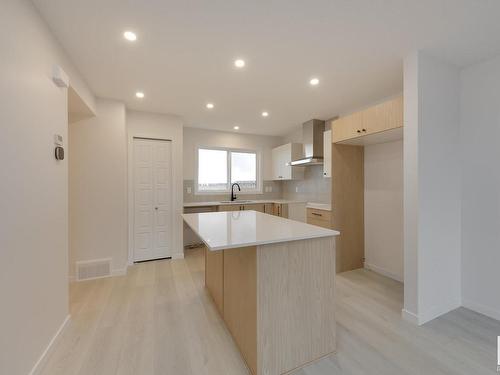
282 165 331 204
184 166 330 204
183 180 283 202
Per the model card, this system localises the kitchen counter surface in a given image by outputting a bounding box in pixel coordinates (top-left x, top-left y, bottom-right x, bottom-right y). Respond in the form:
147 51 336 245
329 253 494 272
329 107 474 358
183 199 306 207
306 202 332 211
182 210 339 251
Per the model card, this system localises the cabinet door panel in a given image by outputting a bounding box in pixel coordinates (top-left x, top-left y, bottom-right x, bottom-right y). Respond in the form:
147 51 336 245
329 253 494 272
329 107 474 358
218 205 242 212
365 95 403 135
264 203 274 215
244 204 265 213
332 112 363 143
205 247 224 315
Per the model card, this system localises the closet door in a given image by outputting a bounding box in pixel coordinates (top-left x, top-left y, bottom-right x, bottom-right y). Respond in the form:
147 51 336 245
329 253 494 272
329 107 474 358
133 138 172 261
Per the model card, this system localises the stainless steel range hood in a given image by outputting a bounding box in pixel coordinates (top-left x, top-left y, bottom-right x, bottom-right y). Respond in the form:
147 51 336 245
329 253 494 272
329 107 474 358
290 119 326 166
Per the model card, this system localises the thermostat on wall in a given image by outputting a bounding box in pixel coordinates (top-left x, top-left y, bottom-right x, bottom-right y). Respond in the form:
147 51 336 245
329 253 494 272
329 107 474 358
54 134 64 160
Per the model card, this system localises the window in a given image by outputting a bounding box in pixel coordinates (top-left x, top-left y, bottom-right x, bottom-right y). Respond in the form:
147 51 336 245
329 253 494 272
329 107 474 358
196 147 260 194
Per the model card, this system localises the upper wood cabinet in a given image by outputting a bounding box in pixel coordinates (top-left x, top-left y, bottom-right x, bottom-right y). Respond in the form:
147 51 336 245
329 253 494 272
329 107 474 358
271 143 304 180
332 95 403 143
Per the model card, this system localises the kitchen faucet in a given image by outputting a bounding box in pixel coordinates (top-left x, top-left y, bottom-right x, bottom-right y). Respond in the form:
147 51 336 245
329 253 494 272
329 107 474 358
231 182 241 201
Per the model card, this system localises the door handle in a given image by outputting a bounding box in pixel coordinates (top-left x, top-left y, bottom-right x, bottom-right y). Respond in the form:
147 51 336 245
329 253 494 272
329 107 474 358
155 207 159 210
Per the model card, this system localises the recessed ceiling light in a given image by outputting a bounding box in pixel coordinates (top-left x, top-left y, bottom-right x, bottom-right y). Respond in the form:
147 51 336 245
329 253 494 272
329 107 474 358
262 111 269 117
309 77 320 86
206 103 214 109
135 91 145 98
233 125 240 130
123 31 137 41
234 59 245 68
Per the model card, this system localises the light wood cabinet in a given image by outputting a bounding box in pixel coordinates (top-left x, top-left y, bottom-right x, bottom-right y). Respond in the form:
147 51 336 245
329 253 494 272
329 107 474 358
331 144 364 273
205 246 224 315
219 202 290 217
332 95 403 143
271 143 304 180
204 237 336 375
223 247 257 374
219 204 243 212
323 130 332 178
263 203 274 215
273 203 288 218
306 207 332 229
219 203 265 212
244 203 265 213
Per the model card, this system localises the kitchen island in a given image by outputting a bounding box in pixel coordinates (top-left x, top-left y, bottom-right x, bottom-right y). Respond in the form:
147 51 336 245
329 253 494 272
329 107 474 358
182 210 339 375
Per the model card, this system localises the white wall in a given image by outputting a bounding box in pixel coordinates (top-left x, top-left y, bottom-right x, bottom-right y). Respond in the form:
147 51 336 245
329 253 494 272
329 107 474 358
403 51 462 325
69 99 128 277
364 140 404 282
0 0 94 373
128 110 184 259
460 55 500 320
183 127 283 181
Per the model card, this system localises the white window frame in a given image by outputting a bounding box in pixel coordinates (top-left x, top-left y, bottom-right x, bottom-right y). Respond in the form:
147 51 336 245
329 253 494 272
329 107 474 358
194 146 262 195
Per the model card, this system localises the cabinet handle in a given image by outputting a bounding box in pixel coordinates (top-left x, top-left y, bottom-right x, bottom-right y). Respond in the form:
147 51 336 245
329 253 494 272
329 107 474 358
357 130 361 133
312 212 323 217
362 128 367 132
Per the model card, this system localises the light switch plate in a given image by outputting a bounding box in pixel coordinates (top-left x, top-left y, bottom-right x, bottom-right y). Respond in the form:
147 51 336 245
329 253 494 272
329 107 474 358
187 187 192 194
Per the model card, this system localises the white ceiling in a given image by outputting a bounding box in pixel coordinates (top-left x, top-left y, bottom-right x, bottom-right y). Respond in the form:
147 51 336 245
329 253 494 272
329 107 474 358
34 0 500 136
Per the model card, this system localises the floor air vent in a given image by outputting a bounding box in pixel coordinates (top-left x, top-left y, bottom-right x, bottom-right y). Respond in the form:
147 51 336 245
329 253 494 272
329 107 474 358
76 258 111 281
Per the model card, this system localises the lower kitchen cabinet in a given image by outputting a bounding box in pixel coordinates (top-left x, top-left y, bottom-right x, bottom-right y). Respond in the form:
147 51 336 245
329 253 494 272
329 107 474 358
219 203 265 212
244 204 265 212
273 203 288 218
204 246 224 315
263 203 274 214
219 204 243 211
306 207 331 229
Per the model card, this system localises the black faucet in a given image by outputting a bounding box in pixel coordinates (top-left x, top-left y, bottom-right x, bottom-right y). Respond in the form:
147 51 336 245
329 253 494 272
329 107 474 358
231 182 241 201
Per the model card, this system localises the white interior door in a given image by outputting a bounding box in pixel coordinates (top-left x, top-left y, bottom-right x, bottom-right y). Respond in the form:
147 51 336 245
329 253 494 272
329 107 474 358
133 138 172 262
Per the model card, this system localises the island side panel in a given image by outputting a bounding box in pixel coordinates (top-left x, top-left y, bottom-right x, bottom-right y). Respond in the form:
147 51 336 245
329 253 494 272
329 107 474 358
205 246 224 315
257 237 336 375
223 246 257 375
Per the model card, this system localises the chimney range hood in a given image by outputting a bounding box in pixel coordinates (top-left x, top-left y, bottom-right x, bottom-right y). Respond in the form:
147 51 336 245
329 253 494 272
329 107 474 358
290 119 326 166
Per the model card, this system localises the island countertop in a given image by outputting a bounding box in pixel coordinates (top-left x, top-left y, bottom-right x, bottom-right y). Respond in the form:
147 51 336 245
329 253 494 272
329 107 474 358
182 210 339 251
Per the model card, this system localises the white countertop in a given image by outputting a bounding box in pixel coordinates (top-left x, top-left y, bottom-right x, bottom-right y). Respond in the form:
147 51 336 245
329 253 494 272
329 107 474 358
183 199 306 208
306 202 332 211
182 210 339 251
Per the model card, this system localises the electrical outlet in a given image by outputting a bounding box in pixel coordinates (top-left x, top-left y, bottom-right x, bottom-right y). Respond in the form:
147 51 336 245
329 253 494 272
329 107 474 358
186 187 192 194
295 187 299 193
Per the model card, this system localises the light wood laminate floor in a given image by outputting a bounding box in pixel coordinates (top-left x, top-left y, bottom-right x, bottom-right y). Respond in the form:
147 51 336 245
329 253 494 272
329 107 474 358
40 248 500 375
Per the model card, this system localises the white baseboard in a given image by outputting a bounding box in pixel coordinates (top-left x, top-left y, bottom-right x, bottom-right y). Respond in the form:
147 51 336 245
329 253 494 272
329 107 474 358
29 314 71 375
418 299 461 325
364 262 403 282
463 299 500 321
401 308 419 325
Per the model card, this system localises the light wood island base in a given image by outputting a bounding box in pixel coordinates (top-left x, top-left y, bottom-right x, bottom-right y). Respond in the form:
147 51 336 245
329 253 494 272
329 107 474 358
205 237 336 375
